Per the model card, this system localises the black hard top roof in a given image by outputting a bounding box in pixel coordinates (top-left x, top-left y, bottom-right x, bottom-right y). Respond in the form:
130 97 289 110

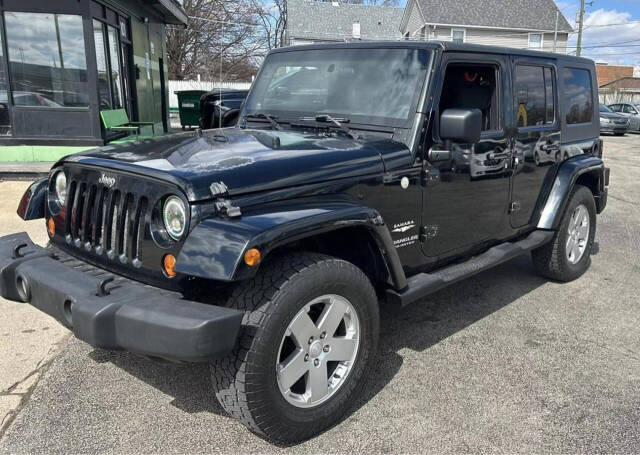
271 40 594 65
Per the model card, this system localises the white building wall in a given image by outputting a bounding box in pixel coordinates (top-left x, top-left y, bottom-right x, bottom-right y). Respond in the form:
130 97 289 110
404 2 425 38
426 26 569 53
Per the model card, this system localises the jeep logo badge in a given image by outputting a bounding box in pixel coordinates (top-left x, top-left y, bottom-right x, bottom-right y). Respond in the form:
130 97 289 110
98 174 116 188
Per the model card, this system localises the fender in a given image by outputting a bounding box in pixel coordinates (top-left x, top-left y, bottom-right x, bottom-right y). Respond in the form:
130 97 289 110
175 199 407 289
537 155 607 230
16 178 47 221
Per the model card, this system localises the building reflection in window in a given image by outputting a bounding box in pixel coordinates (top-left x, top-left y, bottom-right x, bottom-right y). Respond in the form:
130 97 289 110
0 20 10 135
108 25 124 109
5 12 89 108
93 20 112 109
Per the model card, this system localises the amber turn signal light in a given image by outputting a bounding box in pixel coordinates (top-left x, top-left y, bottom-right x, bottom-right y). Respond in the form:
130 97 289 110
47 218 55 237
244 248 261 267
163 254 177 277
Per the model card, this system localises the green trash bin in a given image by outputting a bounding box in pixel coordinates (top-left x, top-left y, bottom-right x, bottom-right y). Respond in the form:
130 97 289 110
175 90 207 129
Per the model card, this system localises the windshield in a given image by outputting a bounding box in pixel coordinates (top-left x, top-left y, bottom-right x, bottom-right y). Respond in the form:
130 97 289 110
244 48 431 128
600 104 612 113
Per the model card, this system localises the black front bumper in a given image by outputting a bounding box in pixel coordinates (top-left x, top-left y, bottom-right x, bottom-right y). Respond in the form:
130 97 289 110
0 232 243 362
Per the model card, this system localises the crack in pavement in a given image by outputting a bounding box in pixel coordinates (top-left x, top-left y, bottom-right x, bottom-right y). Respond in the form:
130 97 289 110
0 336 69 440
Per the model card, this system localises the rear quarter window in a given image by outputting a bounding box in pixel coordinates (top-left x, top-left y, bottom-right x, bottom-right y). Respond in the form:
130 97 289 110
562 68 594 125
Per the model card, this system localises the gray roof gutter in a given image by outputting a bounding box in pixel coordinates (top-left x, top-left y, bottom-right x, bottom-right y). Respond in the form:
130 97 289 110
146 0 188 25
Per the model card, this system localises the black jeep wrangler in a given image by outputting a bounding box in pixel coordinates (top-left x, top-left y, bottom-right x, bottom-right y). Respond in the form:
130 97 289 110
1 42 608 443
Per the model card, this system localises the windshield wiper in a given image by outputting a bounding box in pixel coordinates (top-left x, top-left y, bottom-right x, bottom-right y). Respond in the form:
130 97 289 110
243 112 282 131
299 114 360 140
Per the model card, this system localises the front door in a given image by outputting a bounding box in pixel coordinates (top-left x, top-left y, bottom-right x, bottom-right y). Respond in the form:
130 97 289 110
421 54 512 258
510 57 561 228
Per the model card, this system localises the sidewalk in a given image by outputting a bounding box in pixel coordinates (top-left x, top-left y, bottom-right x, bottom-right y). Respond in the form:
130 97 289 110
0 163 52 180
0 181 69 437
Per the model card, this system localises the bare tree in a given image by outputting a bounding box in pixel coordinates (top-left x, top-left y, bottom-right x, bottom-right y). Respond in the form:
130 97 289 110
252 0 287 50
167 0 264 81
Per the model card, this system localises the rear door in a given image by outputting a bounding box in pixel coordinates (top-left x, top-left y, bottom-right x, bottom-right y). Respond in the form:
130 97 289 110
510 56 561 228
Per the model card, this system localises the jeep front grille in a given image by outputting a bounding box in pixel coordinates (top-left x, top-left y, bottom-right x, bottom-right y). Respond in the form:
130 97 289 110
65 180 149 266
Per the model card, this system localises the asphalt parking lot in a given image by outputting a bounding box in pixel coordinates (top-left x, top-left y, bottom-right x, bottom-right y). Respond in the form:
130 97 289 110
0 135 639 453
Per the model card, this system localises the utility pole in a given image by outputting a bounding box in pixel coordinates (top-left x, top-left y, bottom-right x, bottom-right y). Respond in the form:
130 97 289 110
576 0 585 56
576 0 594 56
553 9 559 53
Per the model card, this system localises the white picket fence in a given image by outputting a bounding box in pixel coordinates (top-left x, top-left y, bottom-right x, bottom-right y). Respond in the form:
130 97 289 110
169 80 252 108
599 89 640 105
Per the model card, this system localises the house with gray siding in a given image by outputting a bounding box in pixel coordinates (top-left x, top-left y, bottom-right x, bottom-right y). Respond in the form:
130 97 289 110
401 0 572 53
286 0 404 45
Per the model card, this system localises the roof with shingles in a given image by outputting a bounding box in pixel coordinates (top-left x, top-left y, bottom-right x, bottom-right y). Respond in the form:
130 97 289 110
408 0 572 32
287 0 405 41
600 77 640 89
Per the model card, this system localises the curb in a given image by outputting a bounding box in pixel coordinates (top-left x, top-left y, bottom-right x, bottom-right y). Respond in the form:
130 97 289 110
0 163 52 181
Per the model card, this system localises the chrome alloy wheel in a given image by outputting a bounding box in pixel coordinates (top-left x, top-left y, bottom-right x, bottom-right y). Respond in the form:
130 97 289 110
276 294 360 408
566 203 590 264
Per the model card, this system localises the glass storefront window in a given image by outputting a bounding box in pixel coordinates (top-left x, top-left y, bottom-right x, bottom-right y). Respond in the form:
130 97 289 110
93 20 112 109
108 26 124 109
0 18 10 135
93 19 128 112
5 12 89 108
119 17 129 40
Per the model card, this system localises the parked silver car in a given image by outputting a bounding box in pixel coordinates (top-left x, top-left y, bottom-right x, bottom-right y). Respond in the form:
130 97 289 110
607 102 640 132
600 104 629 136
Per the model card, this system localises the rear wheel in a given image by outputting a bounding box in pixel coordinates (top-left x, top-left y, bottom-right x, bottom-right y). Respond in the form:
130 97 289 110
532 185 596 281
211 252 379 443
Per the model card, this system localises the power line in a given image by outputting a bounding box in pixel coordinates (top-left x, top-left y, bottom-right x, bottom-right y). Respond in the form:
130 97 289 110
581 19 640 30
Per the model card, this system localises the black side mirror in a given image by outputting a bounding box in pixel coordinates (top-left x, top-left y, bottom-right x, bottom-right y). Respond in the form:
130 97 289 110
440 108 482 144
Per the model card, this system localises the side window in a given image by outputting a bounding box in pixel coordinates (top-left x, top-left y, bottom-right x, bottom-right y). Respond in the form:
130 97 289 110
515 65 554 128
544 67 555 124
624 104 637 114
609 104 620 112
438 63 500 132
562 68 594 125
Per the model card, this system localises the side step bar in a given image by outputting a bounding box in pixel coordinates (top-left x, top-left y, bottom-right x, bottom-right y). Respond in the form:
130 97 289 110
386 230 555 307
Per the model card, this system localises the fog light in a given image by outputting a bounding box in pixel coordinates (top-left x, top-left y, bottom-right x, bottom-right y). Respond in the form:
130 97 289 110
244 248 261 267
47 218 55 236
163 254 177 277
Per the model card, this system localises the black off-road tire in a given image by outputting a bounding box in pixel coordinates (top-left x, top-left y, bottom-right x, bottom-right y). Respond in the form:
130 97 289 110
532 185 596 281
211 252 379 444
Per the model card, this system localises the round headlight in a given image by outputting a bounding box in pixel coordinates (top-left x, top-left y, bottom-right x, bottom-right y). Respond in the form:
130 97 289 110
163 196 186 240
54 172 67 205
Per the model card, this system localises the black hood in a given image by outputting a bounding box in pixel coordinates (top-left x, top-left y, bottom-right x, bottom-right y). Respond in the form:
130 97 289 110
61 129 411 202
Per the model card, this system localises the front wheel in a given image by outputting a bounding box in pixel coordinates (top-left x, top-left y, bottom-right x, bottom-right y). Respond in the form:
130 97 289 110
211 252 379 443
532 185 596 281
